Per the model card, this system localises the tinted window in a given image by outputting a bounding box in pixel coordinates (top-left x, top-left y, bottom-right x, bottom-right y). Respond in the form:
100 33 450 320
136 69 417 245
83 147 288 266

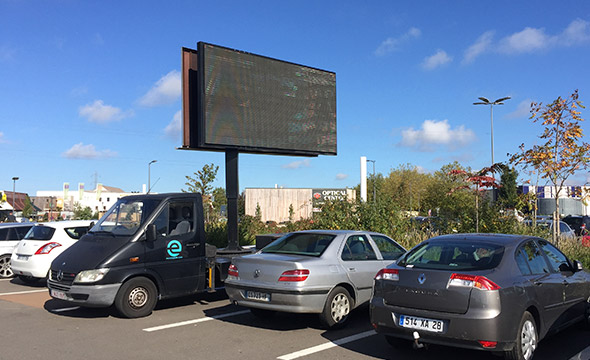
14 226 32 239
341 235 378 261
520 241 550 274
64 226 90 239
0 229 8 241
398 240 504 271
262 233 335 257
25 226 56 241
538 240 570 273
370 234 405 260
515 249 532 275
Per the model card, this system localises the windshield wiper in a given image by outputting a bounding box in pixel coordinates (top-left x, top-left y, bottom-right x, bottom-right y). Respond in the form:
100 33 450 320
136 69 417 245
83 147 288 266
88 230 116 237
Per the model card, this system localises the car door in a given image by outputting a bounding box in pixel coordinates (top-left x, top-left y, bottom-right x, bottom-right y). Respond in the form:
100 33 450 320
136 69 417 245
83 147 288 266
537 239 588 324
144 199 205 297
339 234 382 305
369 233 406 267
518 240 566 331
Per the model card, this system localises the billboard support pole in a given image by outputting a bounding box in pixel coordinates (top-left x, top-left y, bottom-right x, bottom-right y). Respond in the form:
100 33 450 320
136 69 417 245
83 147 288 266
220 149 244 253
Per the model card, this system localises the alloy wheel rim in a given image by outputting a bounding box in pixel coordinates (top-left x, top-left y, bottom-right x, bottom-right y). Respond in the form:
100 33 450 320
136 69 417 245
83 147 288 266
330 293 350 322
0 257 13 278
128 287 148 308
521 319 537 360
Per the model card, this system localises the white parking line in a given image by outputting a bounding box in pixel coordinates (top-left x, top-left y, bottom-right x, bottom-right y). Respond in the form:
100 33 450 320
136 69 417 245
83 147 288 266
0 289 47 296
51 306 80 313
277 330 377 360
0 278 14 282
570 346 590 360
142 310 250 332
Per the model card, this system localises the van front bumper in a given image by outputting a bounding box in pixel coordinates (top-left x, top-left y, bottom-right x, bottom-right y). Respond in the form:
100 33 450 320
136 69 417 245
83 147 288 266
47 279 121 307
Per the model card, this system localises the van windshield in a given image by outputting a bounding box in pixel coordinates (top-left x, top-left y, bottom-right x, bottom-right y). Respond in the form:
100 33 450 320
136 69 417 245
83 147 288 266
89 199 160 236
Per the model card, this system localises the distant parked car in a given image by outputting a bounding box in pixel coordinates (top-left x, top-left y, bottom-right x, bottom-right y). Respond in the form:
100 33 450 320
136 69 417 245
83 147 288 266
11 220 92 283
523 219 576 239
0 223 34 278
562 215 590 236
370 233 590 360
225 230 406 328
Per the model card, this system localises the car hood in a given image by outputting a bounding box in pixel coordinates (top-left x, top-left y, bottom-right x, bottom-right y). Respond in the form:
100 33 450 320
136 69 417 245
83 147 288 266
51 234 130 273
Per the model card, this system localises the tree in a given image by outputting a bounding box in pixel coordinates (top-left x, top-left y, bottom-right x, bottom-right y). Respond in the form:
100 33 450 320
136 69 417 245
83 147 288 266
448 164 501 233
510 90 590 243
497 164 519 209
73 202 94 220
184 163 219 223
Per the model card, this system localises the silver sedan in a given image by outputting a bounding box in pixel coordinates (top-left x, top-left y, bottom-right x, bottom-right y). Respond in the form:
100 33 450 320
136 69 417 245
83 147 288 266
225 230 406 329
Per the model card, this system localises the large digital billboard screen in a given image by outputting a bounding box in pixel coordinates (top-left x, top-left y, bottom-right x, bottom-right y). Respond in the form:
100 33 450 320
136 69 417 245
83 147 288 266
182 42 337 156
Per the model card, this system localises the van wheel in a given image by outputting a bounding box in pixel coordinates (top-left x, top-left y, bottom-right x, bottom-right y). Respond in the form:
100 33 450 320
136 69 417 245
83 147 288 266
319 286 352 329
0 255 13 278
505 311 537 360
115 277 158 318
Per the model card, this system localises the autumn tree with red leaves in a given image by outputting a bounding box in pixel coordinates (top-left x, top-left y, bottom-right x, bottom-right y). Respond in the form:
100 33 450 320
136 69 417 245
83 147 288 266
510 90 590 244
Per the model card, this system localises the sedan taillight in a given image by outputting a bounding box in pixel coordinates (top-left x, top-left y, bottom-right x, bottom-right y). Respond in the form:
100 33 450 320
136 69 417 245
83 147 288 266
34 242 62 255
278 269 309 282
375 268 399 281
228 264 239 277
448 273 500 291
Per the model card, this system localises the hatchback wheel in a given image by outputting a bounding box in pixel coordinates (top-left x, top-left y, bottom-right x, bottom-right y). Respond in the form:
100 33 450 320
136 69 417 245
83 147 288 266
505 311 537 360
319 286 352 329
114 277 158 318
0 255 13 279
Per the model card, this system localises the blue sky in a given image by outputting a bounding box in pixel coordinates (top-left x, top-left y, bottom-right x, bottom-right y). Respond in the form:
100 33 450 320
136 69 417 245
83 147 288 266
2 1 590 196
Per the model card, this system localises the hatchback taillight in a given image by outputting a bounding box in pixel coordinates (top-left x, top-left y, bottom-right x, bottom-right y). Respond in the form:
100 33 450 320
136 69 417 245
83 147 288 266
375 268 399 281
278 269 309 282
448 273 500 291
228 264 239 277
34 242 61 255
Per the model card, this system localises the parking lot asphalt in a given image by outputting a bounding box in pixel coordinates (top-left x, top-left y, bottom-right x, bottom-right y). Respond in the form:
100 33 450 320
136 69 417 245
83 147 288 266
1 277 589 360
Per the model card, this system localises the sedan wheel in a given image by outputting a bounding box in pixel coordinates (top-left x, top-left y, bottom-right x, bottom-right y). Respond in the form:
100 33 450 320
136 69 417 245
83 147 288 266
0 255 13 279
319 286 352 329
505 311 537 360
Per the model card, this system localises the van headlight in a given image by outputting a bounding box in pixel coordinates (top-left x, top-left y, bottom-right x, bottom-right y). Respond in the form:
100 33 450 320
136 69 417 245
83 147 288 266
74 268 109 283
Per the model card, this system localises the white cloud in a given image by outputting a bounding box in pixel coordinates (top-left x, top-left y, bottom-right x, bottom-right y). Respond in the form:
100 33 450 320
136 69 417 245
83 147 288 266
138 70 181 107
335 173 348 180
498 27 553 54
62 143 117 159
375 27 421 56
282 158 311 169
559 18 590 45
462 31 494 64
421 49 452 70
165 110 182 139
79 100 133 124
400 119 476 152
506 99 533 119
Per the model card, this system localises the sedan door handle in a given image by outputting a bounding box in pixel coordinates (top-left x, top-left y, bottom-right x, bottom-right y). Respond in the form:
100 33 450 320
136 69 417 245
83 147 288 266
348 267 356 272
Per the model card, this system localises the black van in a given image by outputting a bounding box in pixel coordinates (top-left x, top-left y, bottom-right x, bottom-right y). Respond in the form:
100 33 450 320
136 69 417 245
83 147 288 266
47 193 213 318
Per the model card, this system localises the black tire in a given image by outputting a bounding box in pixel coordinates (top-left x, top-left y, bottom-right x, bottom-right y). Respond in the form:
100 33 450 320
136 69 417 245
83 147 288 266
18 275 39 284
250 308 277 319
385 335 411 349
0 255 14 279
114 277 158 318
319 286 352 329
504 311 537 360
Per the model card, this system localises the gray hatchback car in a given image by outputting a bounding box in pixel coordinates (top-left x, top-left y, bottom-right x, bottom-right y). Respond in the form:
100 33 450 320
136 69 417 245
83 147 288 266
370 233 590 360
225 230 406 328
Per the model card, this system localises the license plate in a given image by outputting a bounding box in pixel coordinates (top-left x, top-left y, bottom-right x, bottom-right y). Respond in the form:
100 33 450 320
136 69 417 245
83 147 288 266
51 289 68 300
399 314 444 333
246 291 270 302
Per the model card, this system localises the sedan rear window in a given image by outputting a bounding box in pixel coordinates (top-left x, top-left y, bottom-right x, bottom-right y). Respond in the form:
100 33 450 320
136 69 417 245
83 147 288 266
398 241 504 271
262 233 336 257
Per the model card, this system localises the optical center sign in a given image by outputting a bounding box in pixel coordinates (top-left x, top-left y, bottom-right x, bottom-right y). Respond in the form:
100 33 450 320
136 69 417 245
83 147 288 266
312 188 348 212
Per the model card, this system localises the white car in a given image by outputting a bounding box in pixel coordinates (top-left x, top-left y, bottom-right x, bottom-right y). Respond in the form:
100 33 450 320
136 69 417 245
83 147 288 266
0 223 35 278
11 220 93 283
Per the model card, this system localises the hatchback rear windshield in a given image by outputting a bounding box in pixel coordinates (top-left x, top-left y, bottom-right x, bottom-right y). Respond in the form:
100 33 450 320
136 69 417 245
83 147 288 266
261 233 336 257
24 226 56 241
398 240 504 271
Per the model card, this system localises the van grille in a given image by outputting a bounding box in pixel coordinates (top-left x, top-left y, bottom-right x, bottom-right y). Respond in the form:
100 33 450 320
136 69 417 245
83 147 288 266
49 269 76 285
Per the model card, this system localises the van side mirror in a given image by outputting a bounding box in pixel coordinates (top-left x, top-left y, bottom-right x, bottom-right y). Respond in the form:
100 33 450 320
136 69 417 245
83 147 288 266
146 224 157 242
573 260 583 272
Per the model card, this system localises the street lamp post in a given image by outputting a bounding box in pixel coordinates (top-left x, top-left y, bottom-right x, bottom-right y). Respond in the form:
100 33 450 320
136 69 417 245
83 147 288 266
148 160 157 194
11 177 19 215
473 96 511 169
366 160 376 203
